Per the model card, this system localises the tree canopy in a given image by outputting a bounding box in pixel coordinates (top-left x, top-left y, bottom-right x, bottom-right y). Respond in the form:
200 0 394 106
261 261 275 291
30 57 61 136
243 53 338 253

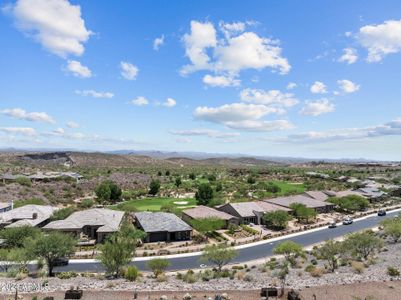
195 183 214 205
149 179 161 195
201 243 238 272
263 210 292 230
190 217 225 234
343 230 383 261
328 195 370 213
289 203 317 224
95 180 122 204
273 241 304 267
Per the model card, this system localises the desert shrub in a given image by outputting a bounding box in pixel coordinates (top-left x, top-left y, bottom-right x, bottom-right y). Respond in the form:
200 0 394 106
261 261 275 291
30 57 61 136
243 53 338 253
78 199 94 209
124 266 139 281
56 271 77 279
305 264 316 273
15 177 31 187
243 274 253 282
351 261 365 274
310 267 324 277
156 273 167 282
387 267 400 277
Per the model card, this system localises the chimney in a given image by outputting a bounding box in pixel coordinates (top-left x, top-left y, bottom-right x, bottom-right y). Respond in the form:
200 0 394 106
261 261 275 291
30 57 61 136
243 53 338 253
32 213 38 219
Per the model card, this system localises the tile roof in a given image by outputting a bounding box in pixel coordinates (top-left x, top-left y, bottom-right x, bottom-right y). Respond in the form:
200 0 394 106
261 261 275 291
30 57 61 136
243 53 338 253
304 191 329 202
264 195 332 209
43 208 124 232
183 205 237 220
135 212 192 233
221 201 290 218
0 205 57 228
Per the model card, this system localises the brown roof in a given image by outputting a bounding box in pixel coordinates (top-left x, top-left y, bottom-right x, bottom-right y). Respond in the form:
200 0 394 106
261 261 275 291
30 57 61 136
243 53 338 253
220 201 290 218
264 195 332 209
183 206 237 220
304 191 329 202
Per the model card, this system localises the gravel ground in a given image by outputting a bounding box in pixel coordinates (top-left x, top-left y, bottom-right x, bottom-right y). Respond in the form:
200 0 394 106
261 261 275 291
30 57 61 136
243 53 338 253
1 241 401 298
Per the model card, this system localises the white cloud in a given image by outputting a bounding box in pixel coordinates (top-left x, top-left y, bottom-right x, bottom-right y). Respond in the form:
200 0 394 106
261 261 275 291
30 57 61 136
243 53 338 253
310 81 327 94
162 98 177 108
300 99 335 116
66 60 92 78
0 127 37 136
175 137 192 143
203 74 240 87
170 129 240 139
337 79 360 94
286 82 297 90
66 121 79 128
153 35 164 50
0 108 55 123
181 21 217 75
53 127 65 135
129 96 149 106
338 48 358 64
240 88 298 108
194 103 292 131
357 19 401 62
285 118 401 143
181 20 290 77
120 61 139 80
219 21 246 38
75 89 114 98
10 0 92 57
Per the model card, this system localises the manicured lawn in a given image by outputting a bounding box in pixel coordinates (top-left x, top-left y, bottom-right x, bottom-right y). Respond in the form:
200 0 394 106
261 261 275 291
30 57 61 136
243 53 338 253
111 197 196 212
272 180 305 195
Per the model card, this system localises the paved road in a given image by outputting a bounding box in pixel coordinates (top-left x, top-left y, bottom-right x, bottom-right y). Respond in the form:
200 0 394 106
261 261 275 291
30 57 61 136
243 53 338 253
55 210 399 273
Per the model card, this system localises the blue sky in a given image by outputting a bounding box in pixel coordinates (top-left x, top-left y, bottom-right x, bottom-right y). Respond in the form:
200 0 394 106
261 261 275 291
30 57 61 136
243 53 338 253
1 0 401 160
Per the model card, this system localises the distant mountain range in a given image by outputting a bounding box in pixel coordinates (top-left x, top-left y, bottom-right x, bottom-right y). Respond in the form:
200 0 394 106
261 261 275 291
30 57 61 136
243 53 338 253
0 147 392 164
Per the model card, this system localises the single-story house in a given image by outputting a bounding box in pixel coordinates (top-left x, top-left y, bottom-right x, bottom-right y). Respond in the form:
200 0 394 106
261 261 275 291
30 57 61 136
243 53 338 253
217 201 291 225
134 212 192 243
43 208 124 243
355 187 387 201
303 191 330 202
182 205 239 228
0 205 57 228
264 195 335 213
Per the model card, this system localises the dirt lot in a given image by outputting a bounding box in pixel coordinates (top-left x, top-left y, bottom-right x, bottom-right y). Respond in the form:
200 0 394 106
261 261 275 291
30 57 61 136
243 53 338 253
3 281 401 300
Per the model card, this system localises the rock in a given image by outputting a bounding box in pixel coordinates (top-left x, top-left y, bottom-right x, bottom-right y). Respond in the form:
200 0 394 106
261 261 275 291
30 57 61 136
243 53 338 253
160 296 168 300
183 293 192 300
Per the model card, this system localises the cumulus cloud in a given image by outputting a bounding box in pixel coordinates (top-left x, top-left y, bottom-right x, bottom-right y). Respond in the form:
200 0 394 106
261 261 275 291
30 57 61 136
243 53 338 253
338 48 358 64
162 98 177 108
240 88 298 108
310 81 327 94
181 20 290 79
357 19 401 62
129 96 149 106
170 129 240 139
285 118 401 143
203 74 240 87
153 35 164 50
0 108 55 123
194 103 292 131
337 79 360 94
0 127 37 136
9 0 92 57
300 99 335 116
75 89 114 98
66 121 79 128
120 61 139 80
286 82 297 90
66 60 92 78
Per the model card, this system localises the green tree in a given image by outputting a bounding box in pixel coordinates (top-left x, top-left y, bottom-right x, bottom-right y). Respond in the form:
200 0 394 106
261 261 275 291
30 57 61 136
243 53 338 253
147 258 170 277
0 249 14 272
263 211 292 230
381 216 401 242
201 243 238 272
343 231 383 261
190 217 225 236
149 179 161 195
98 224 144 277
0 226 41 248
189 173 196 180
25 232 76 277
95 180 122 204
328 195 369 213
273 241 304 267
265 182 281 193
315 240 342 272
247 176 256 184
289 203 317 224
50 207 75 221
165 170 170 176
215 182 223 192
195 183 214 205
175 177 182 187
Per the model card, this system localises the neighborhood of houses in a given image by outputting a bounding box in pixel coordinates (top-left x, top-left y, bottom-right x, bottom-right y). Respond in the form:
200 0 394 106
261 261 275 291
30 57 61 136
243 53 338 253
0 180 397 248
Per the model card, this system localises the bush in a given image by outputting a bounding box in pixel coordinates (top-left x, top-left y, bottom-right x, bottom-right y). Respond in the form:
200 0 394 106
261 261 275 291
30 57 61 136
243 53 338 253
147 258 170 276
13 198 45 208
15 176 31 187
56 271 77 279
124 266 139 281
305 264 316 273
240 225 259 235
78 199 94 209
310 267 324 277
351 261 365 274
243 274 254 281
387 267 400 277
